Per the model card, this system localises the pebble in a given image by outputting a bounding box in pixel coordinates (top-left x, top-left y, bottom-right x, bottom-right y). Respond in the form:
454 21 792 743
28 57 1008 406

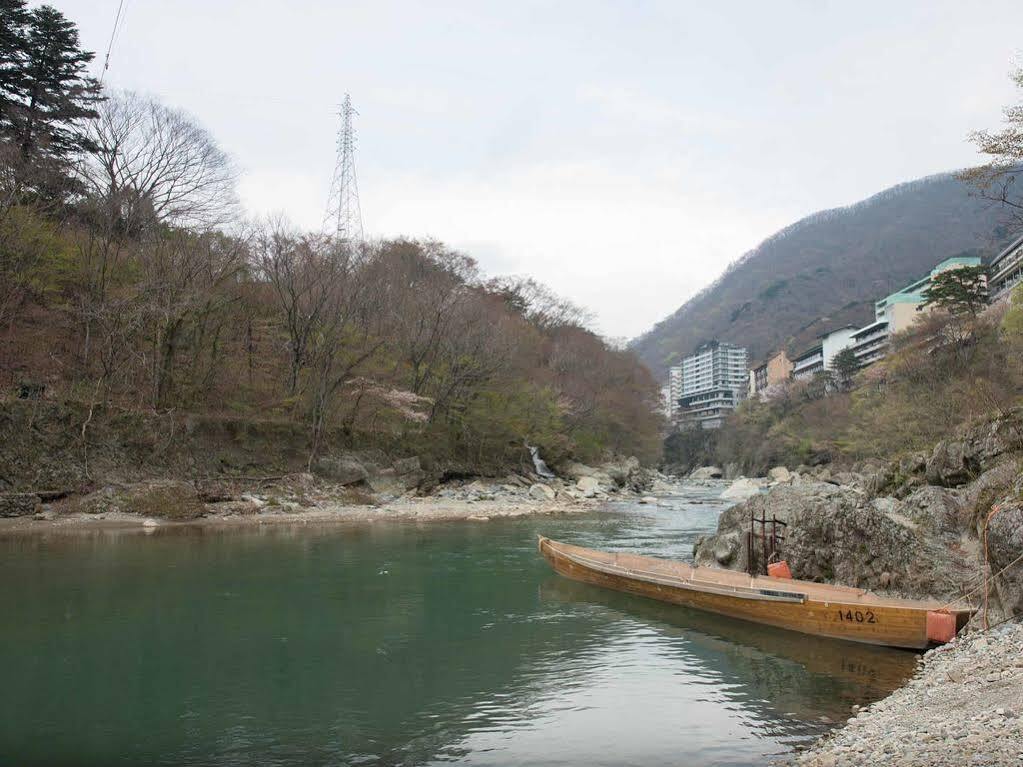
781 621 1023 767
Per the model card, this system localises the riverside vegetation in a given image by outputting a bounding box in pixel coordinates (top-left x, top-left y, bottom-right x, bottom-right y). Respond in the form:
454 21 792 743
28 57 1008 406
0 1 662 516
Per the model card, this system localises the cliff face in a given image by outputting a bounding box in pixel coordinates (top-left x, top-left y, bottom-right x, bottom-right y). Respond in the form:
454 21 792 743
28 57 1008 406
633 173 1013 378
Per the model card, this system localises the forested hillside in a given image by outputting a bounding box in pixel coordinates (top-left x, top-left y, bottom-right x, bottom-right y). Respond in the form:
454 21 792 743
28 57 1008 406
0 2 662 477
633 174 1014 377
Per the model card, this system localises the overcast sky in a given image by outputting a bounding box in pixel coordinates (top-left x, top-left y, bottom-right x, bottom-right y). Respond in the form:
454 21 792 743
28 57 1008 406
60 0 1022 339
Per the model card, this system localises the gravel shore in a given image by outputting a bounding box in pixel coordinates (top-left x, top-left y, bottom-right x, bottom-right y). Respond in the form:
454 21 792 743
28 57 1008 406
0 495 597 534
784 621 1023 767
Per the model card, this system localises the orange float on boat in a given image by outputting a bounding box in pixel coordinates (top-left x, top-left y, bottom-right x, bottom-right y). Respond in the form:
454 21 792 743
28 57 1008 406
926 610 957 643
767 560 793 579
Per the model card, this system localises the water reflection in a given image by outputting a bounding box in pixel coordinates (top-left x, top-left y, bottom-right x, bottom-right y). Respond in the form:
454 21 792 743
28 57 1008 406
0 490 914 767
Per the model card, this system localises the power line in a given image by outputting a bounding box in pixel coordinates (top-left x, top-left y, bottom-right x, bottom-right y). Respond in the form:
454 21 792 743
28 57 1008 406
99 0 129 84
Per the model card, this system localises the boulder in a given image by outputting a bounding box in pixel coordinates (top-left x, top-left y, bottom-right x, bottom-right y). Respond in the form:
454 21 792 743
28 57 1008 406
576 476 602 498
711 531 742 566
392 456 424 490
898 451 928 477
562 462 598 481
393 456 421 476
626 467 656 493
312 455 369 486
689 466 724 480
986 505 1023 618
529 483 557 502
768 466 792 483
0 493 41 517
925 414 1023 487
831 471 866 489
124 481 205 521
925 441 975 487
960 460 1020 532
638 496 658 505
366 469 405 499
603 456 641 487
720 477 765 502
898 486 965 535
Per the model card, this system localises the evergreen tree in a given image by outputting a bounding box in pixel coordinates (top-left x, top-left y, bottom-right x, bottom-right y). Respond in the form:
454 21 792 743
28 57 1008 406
830 347 859 391
0 1 30 103
921 265 989 317
0 3 101 198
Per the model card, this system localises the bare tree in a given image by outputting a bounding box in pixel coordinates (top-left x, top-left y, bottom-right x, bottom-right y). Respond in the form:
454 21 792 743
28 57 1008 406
372 240 480 394
72 92 239 377
964 63 1023 227
251 218 339 397
486 275 593 331
79 91 239 233
305 240 387 464
136 228 246 407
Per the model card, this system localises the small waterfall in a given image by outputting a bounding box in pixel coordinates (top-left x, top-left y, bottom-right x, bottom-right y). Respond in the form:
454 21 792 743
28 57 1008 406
527 444 555 478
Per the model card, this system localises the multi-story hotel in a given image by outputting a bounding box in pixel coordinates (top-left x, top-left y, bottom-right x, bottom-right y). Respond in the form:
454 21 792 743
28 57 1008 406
675 341 748 429
849 254 983 366
664 366 684 420
748 350 793 398
989 234 1023 302
790 326 859 381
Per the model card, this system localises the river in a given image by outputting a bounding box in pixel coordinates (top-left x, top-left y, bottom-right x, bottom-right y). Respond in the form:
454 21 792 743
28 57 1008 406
0 483 916 766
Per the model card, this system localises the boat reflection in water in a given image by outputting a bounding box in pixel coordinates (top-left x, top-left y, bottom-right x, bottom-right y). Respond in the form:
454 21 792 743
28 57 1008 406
539 576 918 725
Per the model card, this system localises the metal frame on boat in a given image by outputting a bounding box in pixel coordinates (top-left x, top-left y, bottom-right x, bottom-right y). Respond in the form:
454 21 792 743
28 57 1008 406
538 536 974 649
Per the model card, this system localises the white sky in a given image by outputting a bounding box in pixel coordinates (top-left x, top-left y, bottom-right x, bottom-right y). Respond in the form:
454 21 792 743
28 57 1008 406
60 0 1023 339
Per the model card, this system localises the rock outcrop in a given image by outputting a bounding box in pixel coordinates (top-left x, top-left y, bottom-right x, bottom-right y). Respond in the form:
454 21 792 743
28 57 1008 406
720 477 767 502
697 411 1023 620
0 493 41 517
313 455 370 486
695 481 975 598
124 481 206 521
987 502 1023 617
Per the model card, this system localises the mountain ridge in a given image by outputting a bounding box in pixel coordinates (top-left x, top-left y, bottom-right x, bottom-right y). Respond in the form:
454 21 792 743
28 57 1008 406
631 172 1014 379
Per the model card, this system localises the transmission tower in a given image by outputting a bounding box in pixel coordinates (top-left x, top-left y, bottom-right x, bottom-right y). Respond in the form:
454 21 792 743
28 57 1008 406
323 94 364 243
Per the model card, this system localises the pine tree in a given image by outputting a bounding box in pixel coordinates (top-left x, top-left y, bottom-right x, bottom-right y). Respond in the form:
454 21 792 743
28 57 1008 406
0 3 101 199
921 265 989 317
0 1 30 103
830 347 859 391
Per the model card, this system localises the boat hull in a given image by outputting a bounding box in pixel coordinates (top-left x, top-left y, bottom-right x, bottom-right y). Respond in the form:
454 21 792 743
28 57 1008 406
539 537 971 650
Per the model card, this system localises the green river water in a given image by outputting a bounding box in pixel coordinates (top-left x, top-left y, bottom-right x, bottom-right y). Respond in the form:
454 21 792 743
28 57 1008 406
0 485 917 766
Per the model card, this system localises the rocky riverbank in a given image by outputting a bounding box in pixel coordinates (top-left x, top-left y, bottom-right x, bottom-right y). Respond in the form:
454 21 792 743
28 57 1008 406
691 411 1023 766
781 620 1023 767
0 455 683 533
693 409 1023 621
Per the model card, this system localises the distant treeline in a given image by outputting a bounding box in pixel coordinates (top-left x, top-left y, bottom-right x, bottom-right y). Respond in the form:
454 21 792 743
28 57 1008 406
0 1 662 471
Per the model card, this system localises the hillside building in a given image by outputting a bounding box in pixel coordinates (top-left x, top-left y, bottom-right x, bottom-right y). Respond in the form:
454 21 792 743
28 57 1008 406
676 341 748 429
850 254 984 367
791 326 859 381
989 234 1023 302
665 366 684 420
791 344 824 381
749 350 794 398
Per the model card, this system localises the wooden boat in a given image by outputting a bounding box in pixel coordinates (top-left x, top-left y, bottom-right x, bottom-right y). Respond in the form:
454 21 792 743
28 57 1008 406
538 536 974 649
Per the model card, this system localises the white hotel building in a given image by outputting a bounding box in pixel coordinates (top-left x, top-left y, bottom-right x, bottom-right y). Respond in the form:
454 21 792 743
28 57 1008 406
989 234 1023 302
672 341 748 429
